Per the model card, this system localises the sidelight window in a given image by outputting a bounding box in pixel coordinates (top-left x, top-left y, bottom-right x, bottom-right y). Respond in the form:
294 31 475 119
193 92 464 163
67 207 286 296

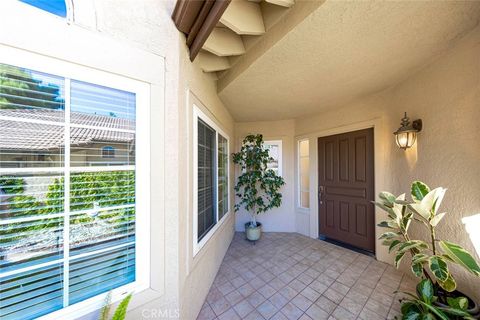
298 139 310 209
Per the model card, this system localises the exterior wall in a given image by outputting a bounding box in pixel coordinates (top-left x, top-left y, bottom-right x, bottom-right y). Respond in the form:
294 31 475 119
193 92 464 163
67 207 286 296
294 24 480 302
234 120 296 232
0 1 235 320
177 51 236 320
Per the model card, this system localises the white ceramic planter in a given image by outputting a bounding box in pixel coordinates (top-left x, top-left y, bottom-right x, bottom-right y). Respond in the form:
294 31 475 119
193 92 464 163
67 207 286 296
245 222 262 241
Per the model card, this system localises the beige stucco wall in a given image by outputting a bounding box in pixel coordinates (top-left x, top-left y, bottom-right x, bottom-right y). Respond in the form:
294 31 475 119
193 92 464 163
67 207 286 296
177 39 236 320
294 24 480 301
0 1 236 320
234 120 296 232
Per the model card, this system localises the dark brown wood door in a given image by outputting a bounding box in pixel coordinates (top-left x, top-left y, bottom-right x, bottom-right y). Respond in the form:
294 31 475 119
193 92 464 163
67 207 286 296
318 128 375 252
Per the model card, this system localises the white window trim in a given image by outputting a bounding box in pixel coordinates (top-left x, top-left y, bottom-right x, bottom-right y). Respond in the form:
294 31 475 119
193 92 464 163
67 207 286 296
0 49 151 320
192 105 230 257
264 140 283 177
297 139 310 210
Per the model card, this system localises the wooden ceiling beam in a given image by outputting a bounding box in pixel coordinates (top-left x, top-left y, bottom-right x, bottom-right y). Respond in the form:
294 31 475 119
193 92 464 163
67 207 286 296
172 0 231 61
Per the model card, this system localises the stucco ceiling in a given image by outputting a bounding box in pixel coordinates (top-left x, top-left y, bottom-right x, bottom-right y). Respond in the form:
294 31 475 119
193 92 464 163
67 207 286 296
218 1 480 122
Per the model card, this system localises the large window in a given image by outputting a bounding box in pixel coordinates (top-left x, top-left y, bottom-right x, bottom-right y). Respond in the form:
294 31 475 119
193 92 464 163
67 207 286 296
298 139 310 209
193 106 229 255
0 63 149 319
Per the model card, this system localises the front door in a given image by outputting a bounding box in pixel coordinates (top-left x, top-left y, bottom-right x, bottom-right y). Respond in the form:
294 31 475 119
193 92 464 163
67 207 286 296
318 128 375 252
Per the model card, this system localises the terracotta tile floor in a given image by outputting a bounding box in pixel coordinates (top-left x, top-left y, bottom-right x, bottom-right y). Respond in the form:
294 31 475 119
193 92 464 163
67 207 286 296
197 232 417 320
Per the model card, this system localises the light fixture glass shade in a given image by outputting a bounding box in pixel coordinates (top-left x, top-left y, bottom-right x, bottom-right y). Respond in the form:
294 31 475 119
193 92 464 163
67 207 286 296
394 112 422 150
395 131 417 149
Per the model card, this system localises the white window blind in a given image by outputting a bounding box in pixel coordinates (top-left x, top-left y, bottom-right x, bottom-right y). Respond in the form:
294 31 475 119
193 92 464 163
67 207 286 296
0 63 140 320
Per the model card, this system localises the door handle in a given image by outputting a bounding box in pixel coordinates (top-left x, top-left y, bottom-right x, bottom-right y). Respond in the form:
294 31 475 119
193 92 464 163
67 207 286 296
318 186 324 204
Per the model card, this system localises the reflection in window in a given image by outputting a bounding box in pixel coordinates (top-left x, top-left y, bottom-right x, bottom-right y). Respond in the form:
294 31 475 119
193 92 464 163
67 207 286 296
298 139 310 209
102 146 116 159
0 64 137 319
197 119 216 241
218 134 228 220
20 0 68 18
264 141 282 176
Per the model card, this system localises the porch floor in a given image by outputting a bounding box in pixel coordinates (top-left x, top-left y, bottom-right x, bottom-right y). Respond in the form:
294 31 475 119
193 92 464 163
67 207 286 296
197 232 416 320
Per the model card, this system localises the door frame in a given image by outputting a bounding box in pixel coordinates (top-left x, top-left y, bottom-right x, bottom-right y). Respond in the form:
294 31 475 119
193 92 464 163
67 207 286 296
296 118 387 261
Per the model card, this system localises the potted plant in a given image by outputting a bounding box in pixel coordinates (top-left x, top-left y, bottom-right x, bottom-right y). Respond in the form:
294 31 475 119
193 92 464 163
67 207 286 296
232 134 285 242
375 181 480 319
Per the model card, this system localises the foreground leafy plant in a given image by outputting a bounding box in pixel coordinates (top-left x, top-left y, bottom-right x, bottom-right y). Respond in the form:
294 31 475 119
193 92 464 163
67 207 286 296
375 181 480 293
398 279 474 320
99 292 132 320
232 134 285 227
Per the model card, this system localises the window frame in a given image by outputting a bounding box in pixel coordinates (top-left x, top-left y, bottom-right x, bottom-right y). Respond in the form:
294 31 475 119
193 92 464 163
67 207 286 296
0 52 151 320
192 105 230 256
101 145 116 159
264 140 283 177
297 139 310 210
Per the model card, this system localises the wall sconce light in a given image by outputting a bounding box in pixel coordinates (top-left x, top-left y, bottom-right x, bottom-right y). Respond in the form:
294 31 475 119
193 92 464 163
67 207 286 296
394 112 422 150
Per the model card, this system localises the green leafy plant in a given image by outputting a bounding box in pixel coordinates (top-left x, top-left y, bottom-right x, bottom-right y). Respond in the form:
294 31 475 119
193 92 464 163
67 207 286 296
99 292 132 320
398 279 474 320
375 181 480 294
375 181 480 319
232 134 285 227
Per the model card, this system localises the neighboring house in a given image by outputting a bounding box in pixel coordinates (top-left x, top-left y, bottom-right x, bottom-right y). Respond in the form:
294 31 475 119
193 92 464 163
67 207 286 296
0 109 135 167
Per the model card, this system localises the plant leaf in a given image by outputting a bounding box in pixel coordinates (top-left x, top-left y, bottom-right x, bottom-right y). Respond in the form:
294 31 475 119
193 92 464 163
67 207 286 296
411 181 430 202
439 241 480 276
417 279 434 303
411 262 424 277
378 220 397 229
429 256 449 282
99 292 112 320
430 212 446 227
395 251 406 268
397 240 428 254
379 232 399 240
417 301 450 320
379 191 396 205
112 294 132 320
437 273 457 292
389 240 401 253
446 297 468 311
432 188 446 214
401 301 421 315
374 202 396 219
403 309 422 320
412 254 429 264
